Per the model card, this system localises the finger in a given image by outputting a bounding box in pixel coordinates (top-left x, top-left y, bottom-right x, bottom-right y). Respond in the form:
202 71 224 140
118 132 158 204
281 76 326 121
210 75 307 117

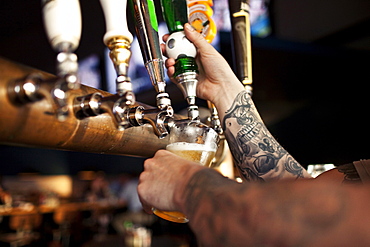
160 43 167 57
137 187 154 214
162 33 170 43
138 169 155 214
161 34 170 57
166 67 175 82
164 57 175 68
164 58 176 81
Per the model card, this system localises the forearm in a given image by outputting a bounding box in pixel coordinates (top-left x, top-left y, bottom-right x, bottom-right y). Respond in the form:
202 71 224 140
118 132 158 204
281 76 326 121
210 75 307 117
181 168 370 247
214 89 310 181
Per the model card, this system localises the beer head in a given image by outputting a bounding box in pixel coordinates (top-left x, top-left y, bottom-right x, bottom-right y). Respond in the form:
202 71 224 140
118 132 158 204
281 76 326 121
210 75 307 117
166 142 217 166
169 121 219 145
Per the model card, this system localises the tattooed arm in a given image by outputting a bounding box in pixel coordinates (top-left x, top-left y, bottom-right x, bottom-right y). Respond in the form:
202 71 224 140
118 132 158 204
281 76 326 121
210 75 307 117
139 153 370 247
185 168 370 247
221 91 311 180
164 24 310 181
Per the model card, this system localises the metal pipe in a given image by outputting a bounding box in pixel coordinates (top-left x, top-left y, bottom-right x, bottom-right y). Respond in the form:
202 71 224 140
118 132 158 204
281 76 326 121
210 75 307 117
0 57 185 157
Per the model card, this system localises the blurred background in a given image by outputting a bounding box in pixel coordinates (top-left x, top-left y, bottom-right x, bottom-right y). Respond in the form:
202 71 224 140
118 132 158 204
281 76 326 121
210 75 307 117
1 0 370 175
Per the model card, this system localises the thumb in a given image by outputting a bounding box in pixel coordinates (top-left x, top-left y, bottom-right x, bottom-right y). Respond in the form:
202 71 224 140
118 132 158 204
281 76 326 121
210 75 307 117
184 23 212 52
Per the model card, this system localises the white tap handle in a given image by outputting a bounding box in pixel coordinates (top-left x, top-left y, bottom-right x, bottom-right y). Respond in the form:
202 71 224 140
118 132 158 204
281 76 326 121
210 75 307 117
42 0 82 51
99 0 133 45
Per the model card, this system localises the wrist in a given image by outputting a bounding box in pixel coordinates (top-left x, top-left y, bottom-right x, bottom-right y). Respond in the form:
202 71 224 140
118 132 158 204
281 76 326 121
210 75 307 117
172 163 205 212
212 81 245 119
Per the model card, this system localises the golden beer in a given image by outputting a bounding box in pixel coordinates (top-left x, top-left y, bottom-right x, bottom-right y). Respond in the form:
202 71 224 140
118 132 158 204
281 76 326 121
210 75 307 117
166 142 216 166
153 142 217 223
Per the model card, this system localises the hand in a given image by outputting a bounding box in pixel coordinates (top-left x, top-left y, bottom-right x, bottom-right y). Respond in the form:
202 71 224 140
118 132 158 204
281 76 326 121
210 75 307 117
162 23 243 109
138 150 204 214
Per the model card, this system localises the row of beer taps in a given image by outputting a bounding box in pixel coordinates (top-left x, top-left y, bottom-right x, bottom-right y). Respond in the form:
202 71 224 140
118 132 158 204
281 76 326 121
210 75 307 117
8 0 251 140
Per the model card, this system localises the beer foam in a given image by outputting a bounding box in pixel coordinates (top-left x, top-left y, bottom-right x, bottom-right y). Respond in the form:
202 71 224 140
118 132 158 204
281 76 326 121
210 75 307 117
166 142 216 152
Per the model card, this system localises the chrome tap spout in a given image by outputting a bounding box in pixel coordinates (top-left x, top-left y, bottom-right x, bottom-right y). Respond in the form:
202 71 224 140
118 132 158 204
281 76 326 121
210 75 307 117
74 93 131 130
134 106 174 139
74 93 174 138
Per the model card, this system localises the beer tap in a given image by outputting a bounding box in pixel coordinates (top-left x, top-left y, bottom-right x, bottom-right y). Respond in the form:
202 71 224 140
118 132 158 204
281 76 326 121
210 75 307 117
83 0 135 131
8 0 82 121
185 0 223 134
160 0 200 121
42 0 82 120
73 91 172 138
74 0 171 138
228 0 253 95
100 0 134 99
129 0 174 133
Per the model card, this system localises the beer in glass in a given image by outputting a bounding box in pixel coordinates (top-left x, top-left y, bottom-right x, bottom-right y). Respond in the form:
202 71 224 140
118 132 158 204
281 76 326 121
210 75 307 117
152 121 219 223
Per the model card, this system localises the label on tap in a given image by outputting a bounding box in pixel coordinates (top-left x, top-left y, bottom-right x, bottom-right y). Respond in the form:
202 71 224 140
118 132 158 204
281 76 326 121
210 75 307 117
188 0 217 43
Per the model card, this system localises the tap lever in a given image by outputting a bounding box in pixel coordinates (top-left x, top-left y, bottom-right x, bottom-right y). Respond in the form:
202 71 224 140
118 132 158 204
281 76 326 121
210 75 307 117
100 0 134 99
42 0 82 52
42 0 82 120
145 59 167 94
99 0 133 46
228 0 253 95
130 0 167 94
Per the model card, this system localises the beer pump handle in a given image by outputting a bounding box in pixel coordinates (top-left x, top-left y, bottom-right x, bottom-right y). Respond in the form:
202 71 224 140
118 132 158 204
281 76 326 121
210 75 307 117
228 0 253 95
161 0 199 120
42 0 82 120
42 0 82 52
130 0 166 94
100 0 134 98
100 0 133 45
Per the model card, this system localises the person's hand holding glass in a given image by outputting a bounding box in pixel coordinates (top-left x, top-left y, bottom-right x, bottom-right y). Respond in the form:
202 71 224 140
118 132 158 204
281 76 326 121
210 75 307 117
152 120 219 223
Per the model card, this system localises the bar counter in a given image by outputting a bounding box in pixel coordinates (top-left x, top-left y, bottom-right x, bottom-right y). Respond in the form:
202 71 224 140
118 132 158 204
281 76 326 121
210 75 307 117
0 200 127 216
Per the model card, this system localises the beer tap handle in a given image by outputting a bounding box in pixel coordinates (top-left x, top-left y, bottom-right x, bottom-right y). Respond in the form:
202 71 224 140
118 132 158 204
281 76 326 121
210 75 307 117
130 0 164 90
228 0 253 95
42 0 81 81
100 0 133 47
42 0 82 53
100 0 135 124
161 0 200 120
42 0 82 120
100 0 135 106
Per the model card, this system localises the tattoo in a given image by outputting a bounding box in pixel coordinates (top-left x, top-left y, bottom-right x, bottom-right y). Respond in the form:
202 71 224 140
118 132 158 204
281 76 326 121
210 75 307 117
223 91 306 181
184 169 252 246
185 169 348 247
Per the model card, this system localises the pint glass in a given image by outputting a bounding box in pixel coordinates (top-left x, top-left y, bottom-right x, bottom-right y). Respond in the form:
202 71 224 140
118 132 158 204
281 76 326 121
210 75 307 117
152 121 219 223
